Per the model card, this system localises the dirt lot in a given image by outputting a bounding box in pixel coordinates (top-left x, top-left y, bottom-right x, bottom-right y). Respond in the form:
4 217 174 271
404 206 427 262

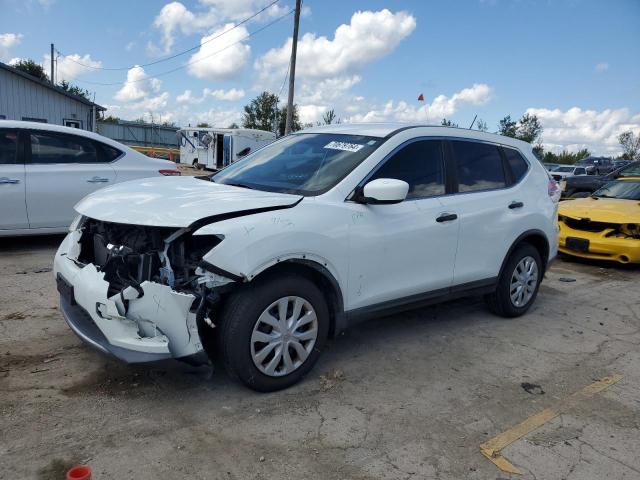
1 236 639 480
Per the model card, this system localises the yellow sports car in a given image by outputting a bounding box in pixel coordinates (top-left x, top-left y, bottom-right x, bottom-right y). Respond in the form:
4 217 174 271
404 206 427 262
558 177 640 264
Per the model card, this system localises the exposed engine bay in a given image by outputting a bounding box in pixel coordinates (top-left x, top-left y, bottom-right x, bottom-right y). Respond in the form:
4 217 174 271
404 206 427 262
52 217 240 364
77 217 225 297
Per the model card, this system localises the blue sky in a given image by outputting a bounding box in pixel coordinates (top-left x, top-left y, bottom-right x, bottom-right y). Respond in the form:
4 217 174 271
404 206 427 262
1 0 639 154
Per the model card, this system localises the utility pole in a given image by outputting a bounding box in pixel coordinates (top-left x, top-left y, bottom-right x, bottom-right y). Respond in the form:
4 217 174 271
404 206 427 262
284 0 301 135
50 43 55 84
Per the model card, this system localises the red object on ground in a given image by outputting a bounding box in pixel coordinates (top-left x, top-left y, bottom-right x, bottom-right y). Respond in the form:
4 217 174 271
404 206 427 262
417 93 424 101
67 465 92 480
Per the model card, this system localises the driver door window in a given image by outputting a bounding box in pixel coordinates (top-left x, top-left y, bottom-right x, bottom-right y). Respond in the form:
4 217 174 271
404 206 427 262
369 140 445 199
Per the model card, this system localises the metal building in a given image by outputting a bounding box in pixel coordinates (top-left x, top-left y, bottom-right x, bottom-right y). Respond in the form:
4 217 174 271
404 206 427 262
0 61 104 131
97 119 178 148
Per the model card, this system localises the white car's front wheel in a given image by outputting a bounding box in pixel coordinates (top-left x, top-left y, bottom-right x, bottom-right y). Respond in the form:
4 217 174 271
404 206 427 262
218 274 329 392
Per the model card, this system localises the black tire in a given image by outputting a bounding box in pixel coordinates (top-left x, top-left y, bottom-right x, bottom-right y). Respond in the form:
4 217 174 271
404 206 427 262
218 274 329 392
485 243 543 318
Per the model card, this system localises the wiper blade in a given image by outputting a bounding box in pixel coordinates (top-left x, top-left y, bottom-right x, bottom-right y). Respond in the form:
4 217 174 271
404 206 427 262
224 182 255 190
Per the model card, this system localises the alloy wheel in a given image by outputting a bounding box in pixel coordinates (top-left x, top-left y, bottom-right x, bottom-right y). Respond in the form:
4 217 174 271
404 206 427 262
510 256 539 307
250 296 318 377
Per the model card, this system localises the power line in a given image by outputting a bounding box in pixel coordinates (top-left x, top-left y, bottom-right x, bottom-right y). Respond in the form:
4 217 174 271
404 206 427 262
74 9 294 86
57 0 281 72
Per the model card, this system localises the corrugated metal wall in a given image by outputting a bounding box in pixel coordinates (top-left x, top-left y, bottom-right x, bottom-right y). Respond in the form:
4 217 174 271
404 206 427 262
97 121 178 148
0 68 94 130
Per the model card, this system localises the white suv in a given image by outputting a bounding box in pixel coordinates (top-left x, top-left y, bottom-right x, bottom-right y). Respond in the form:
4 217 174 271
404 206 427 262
54 124 559 391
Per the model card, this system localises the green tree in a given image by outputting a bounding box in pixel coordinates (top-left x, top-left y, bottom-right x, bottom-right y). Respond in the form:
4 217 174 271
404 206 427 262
98 114 120 123
277 104 301 136
441 118 458 127
197 122 211 128
322 108 339 125
516 113 543 144
58 80 91 100
242 91 279 132
618 130 640 160
476 118 488 132
542 148 590 165
498 115 518 138
227 122 239 129
242 92 301 136
12 59 48 81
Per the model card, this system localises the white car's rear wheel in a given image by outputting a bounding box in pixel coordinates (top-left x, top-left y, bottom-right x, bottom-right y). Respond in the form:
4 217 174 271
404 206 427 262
486 243 542 317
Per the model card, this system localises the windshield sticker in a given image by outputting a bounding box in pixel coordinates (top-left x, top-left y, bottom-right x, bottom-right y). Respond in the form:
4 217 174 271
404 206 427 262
324 141 364 152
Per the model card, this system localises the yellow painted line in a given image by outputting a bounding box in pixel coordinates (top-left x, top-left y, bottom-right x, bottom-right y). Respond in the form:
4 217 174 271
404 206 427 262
480 373 623 475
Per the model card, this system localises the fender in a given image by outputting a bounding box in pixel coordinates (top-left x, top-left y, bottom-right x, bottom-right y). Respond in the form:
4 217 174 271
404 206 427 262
498 229 550 279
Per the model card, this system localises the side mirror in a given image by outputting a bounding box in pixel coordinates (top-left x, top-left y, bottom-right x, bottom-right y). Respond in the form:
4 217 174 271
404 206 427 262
358 178 409 204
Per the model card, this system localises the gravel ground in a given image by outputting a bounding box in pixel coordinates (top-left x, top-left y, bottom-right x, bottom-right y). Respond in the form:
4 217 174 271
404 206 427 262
1 235 639 480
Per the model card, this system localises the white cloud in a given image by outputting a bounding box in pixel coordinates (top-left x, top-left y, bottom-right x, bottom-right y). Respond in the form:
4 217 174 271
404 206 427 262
153 2 205 54
151 0 285 55
125 41 136 52
595 62 609 73
347 84 493 123
526 106 640 156
176 89 196 103
176 87 245 103
198 0 289 21
255 9 416 81
208 87 245 101
43 53 102 82
132 92 170 111
187 24 250 80
0 33 23 61
114 66 162 102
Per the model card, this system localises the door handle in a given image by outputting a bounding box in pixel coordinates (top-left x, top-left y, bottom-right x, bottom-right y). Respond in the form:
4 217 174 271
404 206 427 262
0 177 20 184
508 201 524 209
436 213 458 223
87 176 109 183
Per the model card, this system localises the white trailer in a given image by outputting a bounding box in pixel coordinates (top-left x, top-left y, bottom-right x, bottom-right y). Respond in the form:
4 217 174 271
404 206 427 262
177 127 276 170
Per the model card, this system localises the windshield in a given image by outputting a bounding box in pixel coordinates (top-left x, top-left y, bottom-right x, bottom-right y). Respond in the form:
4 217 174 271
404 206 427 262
555 166 574 172
592 180 640 200
619 163 640 178
211 133 382 195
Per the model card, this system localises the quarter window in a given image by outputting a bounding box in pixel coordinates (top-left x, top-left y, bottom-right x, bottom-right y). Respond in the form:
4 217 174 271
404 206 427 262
29 132 99 164
97 142 123 162
0 129 18 165
503 147 529 182
452 141 506 192
369 140 445 198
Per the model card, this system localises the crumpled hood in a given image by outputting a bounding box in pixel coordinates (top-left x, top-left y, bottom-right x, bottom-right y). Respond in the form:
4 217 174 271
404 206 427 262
75 176 303 227
559 197 640 224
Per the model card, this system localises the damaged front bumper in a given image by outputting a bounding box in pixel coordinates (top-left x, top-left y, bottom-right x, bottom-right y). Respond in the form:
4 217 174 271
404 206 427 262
54 231 209 364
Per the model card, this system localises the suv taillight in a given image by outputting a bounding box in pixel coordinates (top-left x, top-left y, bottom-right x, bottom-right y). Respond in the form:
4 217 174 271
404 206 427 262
159 169 181 176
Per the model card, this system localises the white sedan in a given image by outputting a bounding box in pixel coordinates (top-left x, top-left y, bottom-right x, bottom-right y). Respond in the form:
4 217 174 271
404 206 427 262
0 120 179 236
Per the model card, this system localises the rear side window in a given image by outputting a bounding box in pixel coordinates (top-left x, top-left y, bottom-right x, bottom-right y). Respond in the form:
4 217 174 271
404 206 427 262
575 167 586 175
503 147 529 182
29 131 99 164
0 129 18 164
451 140 506 192
370 140 445 198
96 142 123 162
